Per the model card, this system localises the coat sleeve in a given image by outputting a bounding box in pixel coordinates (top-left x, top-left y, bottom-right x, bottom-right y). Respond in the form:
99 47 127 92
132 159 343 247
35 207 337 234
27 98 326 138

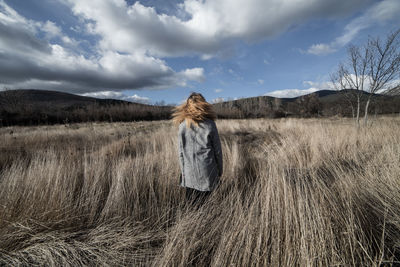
178 125 185 177
211 121 223 177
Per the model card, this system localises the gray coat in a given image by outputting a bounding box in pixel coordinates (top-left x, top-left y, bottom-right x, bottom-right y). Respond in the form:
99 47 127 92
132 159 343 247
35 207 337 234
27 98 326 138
178 119 223 191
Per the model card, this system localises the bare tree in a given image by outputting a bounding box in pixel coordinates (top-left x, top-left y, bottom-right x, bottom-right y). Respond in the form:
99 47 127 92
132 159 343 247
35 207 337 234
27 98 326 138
384 85 400 96
331 44 369 126
332 29 400 126
364 29 400 124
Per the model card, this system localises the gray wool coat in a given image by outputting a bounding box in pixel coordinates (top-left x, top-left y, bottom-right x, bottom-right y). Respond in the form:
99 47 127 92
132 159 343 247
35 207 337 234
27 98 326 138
178 119 223 191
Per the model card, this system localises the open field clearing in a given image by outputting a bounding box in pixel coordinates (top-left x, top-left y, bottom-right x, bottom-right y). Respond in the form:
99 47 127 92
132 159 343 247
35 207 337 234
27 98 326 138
1 117 400 266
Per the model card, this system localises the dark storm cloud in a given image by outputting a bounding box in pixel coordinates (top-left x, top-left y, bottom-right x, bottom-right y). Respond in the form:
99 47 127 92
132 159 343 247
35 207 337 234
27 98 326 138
0 48 192 93
0 1 204 93
0 22 52 54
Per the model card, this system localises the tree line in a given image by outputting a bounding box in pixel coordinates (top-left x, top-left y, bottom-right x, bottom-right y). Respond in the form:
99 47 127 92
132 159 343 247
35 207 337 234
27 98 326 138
0 92 172 126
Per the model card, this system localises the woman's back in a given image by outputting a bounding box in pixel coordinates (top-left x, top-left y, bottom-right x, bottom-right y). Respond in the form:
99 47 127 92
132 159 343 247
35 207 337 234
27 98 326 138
178 119 223 191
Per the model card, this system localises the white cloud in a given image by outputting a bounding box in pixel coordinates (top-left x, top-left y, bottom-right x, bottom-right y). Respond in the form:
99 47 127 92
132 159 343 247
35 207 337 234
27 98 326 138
265 79 337 98
42 20 62 39
306 0 400 55
181 0 368 42
379 79 400 94
66 0 220 57
80 91 150 104
329 73 399 94
266 74 400 98
35 18 80 47
80 91 123 99
179 68 205 82
306 43 336 55
258 79 264 85
265 88 319 98
302 80 336 90
61 35 79 47
125 94 150 104
215 88 223 93
211 97 225 103
65 0 370 58
0 0 31 26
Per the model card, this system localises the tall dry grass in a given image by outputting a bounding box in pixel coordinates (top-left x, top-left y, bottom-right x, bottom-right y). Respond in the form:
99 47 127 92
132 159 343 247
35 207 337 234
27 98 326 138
0 117 400 266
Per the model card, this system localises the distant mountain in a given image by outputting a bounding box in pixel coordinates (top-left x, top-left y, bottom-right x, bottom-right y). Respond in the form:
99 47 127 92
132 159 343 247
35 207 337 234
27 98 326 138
0 89 145 107
277 90 339 102
0 89 172 126
0 89 399 126
213 89 400 118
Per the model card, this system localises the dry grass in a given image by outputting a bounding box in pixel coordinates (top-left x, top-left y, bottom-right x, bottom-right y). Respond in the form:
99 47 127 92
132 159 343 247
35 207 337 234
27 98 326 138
1 117 400 266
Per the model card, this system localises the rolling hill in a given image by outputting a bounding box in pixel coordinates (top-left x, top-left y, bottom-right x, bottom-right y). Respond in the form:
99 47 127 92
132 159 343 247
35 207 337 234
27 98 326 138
213 89 400 118
0 89 172 126
0 89 149 107
1 89 399 126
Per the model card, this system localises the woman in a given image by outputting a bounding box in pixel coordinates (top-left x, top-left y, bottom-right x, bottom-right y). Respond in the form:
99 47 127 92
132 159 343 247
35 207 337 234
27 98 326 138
172 92 223 206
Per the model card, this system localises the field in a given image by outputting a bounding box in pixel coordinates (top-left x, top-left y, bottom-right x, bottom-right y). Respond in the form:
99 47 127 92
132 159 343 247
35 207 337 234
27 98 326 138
1 117 400 266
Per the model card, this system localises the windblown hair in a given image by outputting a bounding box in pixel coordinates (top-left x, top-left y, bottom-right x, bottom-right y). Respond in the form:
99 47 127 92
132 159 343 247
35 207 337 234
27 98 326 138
172 92 216 127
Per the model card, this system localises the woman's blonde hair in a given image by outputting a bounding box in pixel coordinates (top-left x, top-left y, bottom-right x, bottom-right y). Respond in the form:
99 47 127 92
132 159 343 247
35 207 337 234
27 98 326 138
172 92 216 127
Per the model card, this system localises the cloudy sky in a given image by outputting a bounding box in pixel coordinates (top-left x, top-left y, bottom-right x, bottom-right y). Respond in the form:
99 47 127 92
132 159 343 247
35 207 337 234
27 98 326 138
0 0 399 104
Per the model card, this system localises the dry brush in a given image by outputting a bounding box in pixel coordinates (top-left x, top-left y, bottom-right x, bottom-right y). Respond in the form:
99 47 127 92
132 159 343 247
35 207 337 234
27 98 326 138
0 117 400 266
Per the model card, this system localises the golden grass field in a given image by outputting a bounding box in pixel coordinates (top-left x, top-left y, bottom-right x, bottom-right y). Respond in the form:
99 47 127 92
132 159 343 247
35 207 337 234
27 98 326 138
1 117 400 266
